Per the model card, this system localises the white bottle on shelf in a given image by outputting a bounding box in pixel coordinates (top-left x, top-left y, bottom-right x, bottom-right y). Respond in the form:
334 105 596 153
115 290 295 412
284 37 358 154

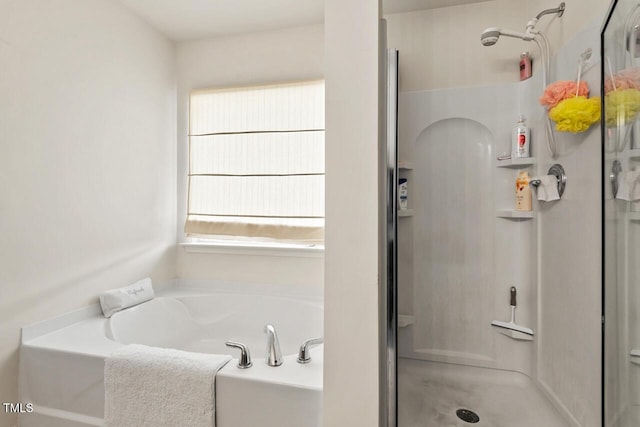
398 178 408 210
512 115 530 158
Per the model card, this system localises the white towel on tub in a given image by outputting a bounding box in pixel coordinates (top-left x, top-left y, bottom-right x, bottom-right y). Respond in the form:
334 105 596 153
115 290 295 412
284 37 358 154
104 344 231 427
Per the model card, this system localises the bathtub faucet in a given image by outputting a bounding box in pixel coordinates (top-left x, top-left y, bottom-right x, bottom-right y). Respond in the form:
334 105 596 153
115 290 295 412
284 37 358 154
264 324 283 367
297 337 324 364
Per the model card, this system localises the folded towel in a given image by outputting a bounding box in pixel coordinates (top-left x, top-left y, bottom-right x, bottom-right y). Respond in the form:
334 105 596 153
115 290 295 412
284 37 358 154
105 344 231 427
617 170 640 201
532 175 560 201
100 278 154 318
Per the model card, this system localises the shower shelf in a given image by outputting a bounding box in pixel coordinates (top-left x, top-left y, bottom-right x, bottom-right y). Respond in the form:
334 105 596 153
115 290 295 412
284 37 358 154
629 212 640 221
496 210 534 219
496 157 536 168
398 161 414 170
398 314 415 328
398 209 414 217
623 149 640 160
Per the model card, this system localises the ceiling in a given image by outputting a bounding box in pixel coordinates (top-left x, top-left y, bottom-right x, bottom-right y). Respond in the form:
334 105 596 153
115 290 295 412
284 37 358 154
117 0 493 42
385 0 494 15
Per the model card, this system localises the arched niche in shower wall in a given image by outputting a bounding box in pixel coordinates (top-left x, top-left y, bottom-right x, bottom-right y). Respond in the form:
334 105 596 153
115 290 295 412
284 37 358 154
397 83 537 377
412 117 496 364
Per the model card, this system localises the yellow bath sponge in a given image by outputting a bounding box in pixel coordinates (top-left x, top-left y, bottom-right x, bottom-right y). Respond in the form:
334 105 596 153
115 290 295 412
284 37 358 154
605 88 640 126
549 96 601 133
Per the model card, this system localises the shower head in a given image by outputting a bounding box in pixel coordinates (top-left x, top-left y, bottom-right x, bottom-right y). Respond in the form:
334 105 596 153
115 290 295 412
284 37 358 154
481 2 565 46
480 27 534 46
480 27 500 46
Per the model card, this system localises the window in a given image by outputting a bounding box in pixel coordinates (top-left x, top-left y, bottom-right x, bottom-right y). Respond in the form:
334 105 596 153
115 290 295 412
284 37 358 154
185 80 325 244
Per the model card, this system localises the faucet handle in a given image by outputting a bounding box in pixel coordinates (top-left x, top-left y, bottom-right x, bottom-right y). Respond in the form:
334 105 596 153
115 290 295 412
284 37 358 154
297 337 324 364
225 341 253 369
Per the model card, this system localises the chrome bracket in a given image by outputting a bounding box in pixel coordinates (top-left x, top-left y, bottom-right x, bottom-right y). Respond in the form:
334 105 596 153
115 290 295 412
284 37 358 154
610 160 622 199
557 2 565 18
548 164 567 198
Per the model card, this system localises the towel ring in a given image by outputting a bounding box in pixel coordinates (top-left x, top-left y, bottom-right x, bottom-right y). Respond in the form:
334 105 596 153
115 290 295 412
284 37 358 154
529 163 567 198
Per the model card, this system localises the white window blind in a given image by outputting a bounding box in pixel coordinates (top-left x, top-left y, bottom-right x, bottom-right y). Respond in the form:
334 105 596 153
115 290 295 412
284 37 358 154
185 80 325 243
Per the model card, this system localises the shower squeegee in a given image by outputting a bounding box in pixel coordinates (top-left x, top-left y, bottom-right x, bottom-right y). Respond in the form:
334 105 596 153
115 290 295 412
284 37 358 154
491 286 534 336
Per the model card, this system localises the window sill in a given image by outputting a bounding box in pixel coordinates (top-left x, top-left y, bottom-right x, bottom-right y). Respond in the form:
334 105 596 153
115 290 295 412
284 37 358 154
180 241 324 258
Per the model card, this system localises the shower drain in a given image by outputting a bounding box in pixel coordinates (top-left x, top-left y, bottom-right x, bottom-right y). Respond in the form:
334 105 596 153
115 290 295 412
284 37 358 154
456 408 480 423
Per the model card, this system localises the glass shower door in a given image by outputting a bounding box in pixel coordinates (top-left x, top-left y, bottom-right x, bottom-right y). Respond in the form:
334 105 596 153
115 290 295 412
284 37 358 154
603 1 640 425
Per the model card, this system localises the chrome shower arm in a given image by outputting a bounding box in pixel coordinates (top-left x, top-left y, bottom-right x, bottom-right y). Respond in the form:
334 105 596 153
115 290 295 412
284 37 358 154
526 2 565 35
535 2 565 20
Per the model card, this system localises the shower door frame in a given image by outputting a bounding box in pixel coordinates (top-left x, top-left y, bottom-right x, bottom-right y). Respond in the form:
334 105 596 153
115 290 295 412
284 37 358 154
601 1 628 426
600 3 608 425
379 16 399 427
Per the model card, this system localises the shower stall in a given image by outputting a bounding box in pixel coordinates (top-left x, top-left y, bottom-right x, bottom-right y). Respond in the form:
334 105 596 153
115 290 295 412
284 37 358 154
381 1 614 426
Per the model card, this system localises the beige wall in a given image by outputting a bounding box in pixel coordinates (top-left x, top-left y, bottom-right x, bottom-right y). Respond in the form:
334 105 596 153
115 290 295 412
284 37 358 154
0 1 177 426
385 0 611 92
175 25 325 288
323 0 381 425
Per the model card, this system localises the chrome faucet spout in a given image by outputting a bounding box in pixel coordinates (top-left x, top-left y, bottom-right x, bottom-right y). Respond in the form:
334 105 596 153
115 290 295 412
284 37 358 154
264 324 283 367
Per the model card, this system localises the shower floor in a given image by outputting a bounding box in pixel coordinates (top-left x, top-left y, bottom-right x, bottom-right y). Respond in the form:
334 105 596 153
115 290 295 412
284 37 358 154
398 358 569 427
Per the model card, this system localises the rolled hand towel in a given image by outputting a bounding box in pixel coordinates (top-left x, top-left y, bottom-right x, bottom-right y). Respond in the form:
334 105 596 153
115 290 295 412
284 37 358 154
99 278 154 318
532 175 560 202
617 170 640 201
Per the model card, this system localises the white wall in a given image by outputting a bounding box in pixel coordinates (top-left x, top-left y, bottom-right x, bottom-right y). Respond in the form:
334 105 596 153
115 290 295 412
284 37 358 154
385 0 611 92
535 19 603 427
175 25 324 288
323 0 380 425
397 79 540 376
0 1 176 426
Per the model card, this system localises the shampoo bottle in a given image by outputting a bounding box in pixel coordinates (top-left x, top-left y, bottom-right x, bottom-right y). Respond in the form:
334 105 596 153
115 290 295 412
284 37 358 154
398 178 408 210
512 115 530 158
515 171 532 211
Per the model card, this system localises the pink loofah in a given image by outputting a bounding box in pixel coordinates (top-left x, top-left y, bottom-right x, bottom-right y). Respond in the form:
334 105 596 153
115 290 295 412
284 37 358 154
539 80 589 109
604 68 640 93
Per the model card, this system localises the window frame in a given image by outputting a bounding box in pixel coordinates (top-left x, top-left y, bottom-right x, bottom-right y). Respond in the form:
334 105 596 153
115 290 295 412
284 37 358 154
184 79 325 251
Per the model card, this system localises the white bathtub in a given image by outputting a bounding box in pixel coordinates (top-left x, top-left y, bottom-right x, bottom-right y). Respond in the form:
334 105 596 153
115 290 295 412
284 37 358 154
19 284 324 427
